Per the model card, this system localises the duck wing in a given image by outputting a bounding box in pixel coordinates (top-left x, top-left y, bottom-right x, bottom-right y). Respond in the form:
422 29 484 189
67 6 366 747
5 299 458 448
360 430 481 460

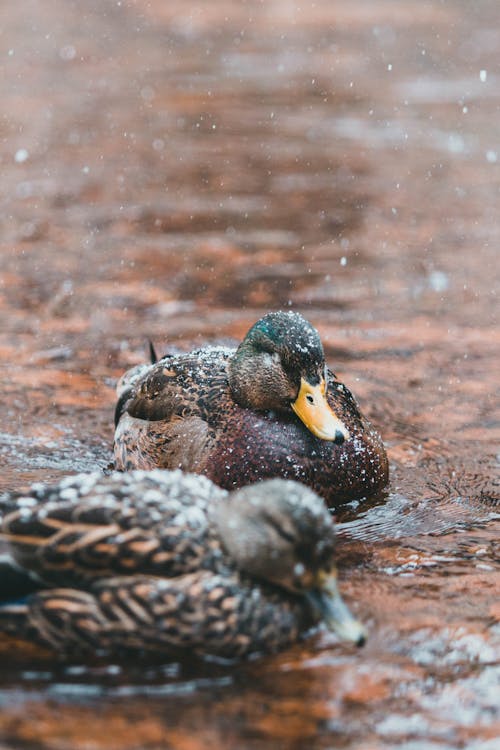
0 471 226 588
113 348 234 472
0 571 304 659
121 347 233 423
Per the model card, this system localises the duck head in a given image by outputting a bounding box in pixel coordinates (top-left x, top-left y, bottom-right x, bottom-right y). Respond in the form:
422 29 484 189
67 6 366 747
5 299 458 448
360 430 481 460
228 312 349 443
211 479 366 646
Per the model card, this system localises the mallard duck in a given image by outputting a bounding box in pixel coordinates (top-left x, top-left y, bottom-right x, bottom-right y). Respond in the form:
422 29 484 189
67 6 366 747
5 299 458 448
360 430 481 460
114 312 388 506
0 470 365 659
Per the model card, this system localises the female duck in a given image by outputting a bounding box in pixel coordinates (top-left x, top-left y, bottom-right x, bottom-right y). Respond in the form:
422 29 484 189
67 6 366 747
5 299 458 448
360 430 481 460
0 470 365 659
114 311 388 506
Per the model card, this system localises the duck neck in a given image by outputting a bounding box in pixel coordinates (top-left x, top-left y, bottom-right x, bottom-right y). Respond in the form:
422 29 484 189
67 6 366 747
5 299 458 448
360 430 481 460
209 496 245 576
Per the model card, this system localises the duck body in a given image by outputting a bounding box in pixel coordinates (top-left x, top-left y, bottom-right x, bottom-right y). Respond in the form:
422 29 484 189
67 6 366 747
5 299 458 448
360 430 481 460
114 313 388 506
0 471 365 659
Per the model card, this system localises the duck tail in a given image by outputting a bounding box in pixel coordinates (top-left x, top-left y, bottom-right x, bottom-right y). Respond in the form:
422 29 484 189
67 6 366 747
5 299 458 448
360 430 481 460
148 339 158 364
0 589 106 653
0 599 33 641
0 554 42 600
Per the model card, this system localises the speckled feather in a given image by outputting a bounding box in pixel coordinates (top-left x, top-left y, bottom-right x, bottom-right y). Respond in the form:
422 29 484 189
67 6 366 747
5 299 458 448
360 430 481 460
1 470 226 587
1 573 306 659
0 472 344 659
114 314 388 506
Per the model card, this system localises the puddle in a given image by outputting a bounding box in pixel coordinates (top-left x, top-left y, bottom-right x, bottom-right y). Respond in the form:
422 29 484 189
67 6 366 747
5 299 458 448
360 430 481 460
0 0 499 748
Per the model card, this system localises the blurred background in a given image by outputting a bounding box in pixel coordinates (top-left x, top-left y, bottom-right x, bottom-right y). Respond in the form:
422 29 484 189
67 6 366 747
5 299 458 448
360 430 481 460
0 1 498 749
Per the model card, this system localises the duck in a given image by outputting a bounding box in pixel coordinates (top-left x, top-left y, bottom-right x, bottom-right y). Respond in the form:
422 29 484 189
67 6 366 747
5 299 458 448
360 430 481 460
0 470 365 660
114 311 388 506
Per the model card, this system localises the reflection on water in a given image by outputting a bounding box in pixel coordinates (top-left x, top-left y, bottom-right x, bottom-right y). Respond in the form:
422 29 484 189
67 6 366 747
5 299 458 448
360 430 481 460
0 0 499 748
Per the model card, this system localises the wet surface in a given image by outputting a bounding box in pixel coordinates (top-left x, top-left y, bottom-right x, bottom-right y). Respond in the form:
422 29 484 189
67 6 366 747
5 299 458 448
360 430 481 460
0 0 499 748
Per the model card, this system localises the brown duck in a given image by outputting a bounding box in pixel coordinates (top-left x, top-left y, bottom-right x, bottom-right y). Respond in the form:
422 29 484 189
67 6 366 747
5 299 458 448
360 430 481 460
114 312 388 506
0 470 365 659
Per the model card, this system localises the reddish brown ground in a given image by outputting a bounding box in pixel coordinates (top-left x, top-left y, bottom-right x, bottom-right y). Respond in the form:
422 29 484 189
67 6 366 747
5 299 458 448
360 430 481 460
0 1 498 748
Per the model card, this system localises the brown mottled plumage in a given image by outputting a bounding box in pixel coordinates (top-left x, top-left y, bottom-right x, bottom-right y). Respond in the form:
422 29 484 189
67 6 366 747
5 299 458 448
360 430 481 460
114 312 388 506
0 471 365 659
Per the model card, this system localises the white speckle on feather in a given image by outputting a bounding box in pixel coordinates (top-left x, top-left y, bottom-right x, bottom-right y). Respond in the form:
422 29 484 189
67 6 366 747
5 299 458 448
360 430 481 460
14 496 38 507
174 506 207 529
59 487 79 501
294 562 305 577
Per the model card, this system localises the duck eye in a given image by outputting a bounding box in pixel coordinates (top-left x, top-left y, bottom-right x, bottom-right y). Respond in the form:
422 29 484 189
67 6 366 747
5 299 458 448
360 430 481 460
306 394 314 405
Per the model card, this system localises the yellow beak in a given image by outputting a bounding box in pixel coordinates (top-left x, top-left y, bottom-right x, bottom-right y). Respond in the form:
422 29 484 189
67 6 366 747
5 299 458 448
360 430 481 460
291 377 350 442
306 570 366 646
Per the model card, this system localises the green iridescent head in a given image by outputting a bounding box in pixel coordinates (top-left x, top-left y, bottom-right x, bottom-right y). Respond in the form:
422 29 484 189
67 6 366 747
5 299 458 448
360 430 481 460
228 312 349 443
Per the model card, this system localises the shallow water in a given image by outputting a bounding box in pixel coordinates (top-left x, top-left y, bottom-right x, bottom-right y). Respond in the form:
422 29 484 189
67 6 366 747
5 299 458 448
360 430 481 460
0 0 499 748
